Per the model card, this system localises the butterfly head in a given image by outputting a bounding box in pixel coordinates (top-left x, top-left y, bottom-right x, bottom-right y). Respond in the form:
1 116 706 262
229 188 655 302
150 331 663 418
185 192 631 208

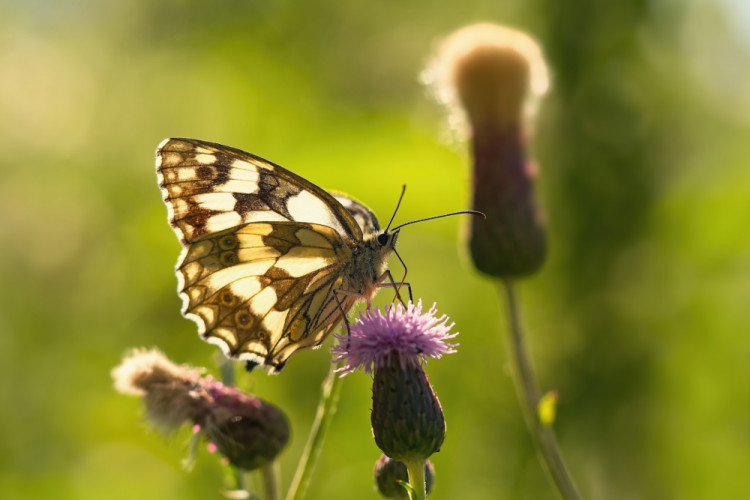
376 229 400 250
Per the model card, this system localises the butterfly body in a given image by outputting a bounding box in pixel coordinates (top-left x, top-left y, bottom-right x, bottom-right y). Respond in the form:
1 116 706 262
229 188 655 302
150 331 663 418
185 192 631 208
156 138 397 372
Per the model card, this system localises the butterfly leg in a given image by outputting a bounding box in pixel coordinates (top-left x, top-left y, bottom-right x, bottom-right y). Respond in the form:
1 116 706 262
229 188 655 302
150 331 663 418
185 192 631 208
391 247 412 304
378 269 412 306
332 289 354 335
332 289 359 352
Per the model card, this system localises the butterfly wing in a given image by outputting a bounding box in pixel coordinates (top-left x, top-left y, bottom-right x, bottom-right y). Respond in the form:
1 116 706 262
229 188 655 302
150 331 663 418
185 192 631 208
156 138 363 244
177 220 359 371
156 138 372 371
332 192 381 236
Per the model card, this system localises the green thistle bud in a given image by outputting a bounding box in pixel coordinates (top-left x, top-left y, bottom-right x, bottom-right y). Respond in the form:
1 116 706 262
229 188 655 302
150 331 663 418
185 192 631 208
370 354 445 463
374 455 435 499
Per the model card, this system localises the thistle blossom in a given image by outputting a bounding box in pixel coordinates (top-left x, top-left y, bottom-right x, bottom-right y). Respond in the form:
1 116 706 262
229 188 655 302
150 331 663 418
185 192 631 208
331 300 458 376
332 301 456 469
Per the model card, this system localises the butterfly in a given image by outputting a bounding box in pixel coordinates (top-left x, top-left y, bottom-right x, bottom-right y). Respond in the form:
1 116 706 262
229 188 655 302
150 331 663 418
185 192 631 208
155 138 405 373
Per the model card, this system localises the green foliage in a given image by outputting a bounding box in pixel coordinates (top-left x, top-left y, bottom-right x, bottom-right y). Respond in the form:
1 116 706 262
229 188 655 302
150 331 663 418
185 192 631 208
1 0 749 499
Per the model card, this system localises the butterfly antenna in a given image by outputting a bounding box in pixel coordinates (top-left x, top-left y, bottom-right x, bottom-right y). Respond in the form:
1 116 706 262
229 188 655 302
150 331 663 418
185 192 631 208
391 210 485 232
384 185 407 234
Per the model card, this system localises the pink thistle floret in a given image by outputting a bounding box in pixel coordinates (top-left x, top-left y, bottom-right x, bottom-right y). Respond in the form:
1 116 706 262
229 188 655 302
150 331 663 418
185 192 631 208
332 300 458 375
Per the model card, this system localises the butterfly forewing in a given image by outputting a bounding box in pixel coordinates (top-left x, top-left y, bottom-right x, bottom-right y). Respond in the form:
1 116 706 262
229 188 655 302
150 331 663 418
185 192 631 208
157 138 394 372
157 138 363 244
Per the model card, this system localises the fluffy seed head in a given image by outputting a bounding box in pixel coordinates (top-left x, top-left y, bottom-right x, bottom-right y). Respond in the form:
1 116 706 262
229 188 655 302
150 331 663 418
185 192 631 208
423 23 549 136
112 348 205 431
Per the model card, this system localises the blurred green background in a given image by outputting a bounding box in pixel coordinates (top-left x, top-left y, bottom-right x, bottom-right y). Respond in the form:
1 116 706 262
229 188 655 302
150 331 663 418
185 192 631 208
2 0 749 498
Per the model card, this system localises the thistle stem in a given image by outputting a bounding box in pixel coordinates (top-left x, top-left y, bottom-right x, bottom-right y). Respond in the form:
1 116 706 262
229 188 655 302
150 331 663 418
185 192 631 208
262 461 281 500
499 279 582 500
404 459 427 500
285 363 345 500
216 355 250 496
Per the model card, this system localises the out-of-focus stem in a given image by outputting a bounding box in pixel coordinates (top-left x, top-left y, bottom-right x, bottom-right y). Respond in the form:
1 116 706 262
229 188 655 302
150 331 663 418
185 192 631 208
262 461 280 500
499 279 582 500
285 364 345 500
216 355 248 495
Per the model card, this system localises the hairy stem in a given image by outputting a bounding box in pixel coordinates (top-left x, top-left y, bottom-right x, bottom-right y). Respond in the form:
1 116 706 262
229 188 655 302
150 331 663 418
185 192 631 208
500 279 582 500
285 364 345 500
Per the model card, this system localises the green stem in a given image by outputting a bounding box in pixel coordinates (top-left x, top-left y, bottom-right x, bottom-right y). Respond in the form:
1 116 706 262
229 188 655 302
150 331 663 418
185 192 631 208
261 461 281 500
231 468 247 496
217 353 236 387
285 363 345 500
499 279 582 500
404 459 426 500
215 355 250 495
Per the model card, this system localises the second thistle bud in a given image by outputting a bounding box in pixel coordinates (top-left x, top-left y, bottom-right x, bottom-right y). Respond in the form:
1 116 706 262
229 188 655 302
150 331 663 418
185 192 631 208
425 24 550 278
374 455 435 499
370 354 445 462
201 383 290 471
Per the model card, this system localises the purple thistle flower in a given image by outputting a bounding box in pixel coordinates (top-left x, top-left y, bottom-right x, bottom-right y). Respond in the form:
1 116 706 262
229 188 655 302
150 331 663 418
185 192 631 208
332 300 458 376
332 301 457 467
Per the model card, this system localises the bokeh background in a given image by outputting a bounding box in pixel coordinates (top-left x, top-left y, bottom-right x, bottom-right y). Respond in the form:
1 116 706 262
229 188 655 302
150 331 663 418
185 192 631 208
2 0 749 499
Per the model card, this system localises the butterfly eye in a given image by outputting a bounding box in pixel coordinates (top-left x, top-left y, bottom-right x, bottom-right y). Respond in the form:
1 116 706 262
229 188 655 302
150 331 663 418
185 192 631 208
377 233 390 246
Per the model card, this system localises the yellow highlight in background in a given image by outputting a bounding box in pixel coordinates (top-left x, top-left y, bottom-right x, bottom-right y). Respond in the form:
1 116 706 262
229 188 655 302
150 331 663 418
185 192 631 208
537 390 559 427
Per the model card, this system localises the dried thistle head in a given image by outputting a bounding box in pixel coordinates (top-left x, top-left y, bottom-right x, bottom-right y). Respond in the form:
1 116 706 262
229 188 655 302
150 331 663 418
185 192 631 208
423 23 549 138
112 348 205 431
113 348 290 470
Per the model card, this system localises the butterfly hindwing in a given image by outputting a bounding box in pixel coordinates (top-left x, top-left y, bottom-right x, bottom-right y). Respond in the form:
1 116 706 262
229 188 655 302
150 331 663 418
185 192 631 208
176 220 359 370
332 192 381 236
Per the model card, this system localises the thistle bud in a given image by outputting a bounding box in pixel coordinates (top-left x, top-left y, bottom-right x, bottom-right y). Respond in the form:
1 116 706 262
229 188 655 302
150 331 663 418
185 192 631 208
371 354 445 462
374 455 435 499
201 382 290 471
424 24 549 278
